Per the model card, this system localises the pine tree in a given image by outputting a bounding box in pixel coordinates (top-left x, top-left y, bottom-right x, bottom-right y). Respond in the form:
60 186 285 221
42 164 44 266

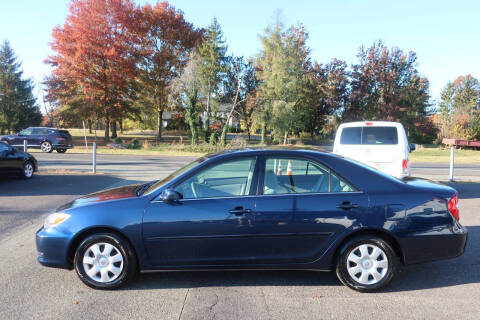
198 17 228 141
0 40 41 134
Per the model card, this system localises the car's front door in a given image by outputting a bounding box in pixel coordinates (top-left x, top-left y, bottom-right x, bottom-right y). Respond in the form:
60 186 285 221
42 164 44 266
12 128 33 147
143 156 259 266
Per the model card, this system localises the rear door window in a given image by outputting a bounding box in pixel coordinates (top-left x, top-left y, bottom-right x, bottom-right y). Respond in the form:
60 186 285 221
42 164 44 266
263 157 356 194
362 127 398 145
340 126 398 145
340 127 362 144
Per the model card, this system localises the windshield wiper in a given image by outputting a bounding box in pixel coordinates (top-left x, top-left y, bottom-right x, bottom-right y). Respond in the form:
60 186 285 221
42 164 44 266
135 181 157 196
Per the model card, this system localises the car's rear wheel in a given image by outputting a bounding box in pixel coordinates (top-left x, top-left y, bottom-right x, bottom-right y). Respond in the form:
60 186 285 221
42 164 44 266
74 233 137 289
40 141 53 153
21 161 34 179
336 236 397 292
56 148 67 153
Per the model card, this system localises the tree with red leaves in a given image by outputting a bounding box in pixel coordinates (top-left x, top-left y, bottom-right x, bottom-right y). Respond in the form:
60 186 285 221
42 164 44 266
45 0 138 141
136 2 202 141
346 40 434 141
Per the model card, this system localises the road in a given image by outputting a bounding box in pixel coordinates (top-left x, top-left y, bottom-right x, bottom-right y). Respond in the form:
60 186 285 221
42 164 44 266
31 152 480 182
1 153 480 319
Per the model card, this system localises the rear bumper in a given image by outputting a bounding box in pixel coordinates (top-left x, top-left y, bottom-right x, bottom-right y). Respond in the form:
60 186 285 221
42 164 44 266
398 224 468 265
36 227 72 269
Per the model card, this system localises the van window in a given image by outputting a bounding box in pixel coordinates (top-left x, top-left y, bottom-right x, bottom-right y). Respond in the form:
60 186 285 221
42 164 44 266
363 127 398 145
340 127 362 144
340 126 398 145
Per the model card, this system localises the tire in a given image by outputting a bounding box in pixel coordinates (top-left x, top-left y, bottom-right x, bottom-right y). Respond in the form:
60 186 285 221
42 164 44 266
335 236 397 292
40 141 53 153
21 161 34 179
73 233 137 290
56 148 67 153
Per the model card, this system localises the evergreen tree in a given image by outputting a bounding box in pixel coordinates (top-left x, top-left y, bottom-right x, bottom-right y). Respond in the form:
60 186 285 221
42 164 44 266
0 40 41 134
198 17 228 141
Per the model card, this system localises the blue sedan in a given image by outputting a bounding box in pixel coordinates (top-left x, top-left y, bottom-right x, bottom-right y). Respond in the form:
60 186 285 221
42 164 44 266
36 149 467 292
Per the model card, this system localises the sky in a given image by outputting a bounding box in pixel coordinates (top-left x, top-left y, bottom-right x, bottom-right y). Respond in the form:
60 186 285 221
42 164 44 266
1 0 479 107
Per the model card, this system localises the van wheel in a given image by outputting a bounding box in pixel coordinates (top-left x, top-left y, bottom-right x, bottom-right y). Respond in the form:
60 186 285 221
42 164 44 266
336 236 397 292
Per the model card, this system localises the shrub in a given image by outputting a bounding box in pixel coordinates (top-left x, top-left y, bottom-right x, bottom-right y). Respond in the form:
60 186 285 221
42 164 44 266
127 138 142 149
112 137 122 144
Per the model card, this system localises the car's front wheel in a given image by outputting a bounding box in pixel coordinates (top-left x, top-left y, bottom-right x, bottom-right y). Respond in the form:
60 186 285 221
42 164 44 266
74 233 137 289
21 161 34 179
336 236 397 292
40 141 53 153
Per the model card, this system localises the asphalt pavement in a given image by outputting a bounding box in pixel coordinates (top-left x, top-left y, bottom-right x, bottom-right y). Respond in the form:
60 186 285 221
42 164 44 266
1 153 480 319
31 151 480 182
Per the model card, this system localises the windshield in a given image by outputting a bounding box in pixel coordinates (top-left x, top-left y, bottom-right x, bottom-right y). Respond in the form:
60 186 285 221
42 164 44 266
143 157 205 195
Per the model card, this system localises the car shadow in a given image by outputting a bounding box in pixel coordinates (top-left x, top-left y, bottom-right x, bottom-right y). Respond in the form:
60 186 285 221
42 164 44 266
0 173 139 197
121 226 479 292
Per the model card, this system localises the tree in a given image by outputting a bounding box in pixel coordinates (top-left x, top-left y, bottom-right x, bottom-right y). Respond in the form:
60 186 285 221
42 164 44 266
437 75 480 140
346 40 434 142
45 0 138 141
255 21 311 144
299 59 349 140
198 17 228 141
136 2 202 141
219 56 258 145
169 51 203 145
0 40 41 134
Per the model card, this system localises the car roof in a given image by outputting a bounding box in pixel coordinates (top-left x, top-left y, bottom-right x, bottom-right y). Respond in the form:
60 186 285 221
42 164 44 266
337 121 404 128
203 147 335 160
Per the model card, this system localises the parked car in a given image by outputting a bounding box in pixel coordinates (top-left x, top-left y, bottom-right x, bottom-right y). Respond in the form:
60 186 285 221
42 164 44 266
333 121 415 178
0 141 38 178
0 127 73 153
36 148 466 292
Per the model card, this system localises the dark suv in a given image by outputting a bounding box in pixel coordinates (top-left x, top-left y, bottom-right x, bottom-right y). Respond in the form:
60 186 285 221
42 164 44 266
0 127 73 153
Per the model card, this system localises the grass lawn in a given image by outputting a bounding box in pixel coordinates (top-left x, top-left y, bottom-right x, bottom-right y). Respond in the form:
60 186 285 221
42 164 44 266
30 128 480 163
409 147 480 164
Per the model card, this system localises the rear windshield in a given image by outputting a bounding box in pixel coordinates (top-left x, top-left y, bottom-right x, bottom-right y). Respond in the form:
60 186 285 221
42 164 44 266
58 130 71 137
340 126 398 145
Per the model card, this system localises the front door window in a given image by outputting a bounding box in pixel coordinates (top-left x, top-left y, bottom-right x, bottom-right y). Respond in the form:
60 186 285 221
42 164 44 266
174 157 256 199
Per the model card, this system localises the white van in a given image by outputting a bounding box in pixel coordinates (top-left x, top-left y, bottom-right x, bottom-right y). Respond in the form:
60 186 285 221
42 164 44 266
333 121 415 178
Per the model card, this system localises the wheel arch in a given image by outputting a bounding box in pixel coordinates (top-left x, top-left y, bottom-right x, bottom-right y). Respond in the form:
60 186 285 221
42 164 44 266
332 228 405 266
66 226 139 270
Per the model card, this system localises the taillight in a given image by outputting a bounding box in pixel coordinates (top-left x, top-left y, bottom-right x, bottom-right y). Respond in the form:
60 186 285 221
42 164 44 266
56 137 66 141
448 194 460 221
402 159 408 172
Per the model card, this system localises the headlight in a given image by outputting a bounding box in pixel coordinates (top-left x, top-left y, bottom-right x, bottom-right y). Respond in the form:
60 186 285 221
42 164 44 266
44 212 71 229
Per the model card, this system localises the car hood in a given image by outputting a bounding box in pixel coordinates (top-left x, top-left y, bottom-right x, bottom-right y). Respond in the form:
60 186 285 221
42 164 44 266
57 184 140 211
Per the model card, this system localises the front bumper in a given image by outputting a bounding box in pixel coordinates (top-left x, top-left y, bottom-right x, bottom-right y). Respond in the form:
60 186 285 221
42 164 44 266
36 227 72 269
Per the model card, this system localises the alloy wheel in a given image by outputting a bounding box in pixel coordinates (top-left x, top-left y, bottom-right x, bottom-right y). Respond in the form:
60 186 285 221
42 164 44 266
24 162 34 178
41 141 52 153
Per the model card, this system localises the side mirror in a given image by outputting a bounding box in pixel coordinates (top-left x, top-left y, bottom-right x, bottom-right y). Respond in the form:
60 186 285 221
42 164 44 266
409 143 416 152
160 189 181 203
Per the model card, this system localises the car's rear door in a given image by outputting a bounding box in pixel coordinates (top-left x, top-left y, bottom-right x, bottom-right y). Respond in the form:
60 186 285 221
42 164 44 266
293 169 369 263
143 156 260 267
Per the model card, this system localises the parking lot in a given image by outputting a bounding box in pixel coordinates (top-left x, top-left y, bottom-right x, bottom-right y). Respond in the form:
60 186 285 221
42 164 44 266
1 154 480 320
